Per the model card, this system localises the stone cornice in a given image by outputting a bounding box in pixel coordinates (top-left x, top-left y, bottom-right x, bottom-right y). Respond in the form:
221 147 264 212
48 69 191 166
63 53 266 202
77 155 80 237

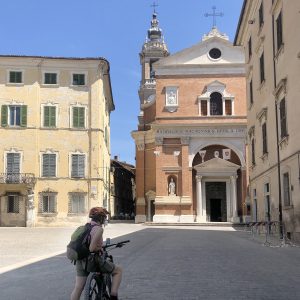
155 65 245 76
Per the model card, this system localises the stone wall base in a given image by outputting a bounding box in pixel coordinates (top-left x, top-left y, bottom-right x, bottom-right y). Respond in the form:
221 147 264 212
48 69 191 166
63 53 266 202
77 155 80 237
153 214 194 223
135 215 146 223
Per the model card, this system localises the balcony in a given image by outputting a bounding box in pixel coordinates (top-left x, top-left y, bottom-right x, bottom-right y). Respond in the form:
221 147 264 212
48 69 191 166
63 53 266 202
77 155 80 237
0 173 36 186
141 78 156 89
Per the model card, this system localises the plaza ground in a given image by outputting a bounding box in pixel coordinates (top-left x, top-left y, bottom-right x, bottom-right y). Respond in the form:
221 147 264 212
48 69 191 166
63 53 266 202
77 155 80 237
0 224 300 299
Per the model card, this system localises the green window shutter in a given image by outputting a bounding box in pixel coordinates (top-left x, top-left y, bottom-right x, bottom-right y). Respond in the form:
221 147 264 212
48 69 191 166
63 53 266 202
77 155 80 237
72 107 84 128
50 106 56 127
1 105 8 127
78 107 85 128
44 106 50 127
20 105 27 127
73 107 79 127
44 106 56 127
42 154 56 177
71 154 85 177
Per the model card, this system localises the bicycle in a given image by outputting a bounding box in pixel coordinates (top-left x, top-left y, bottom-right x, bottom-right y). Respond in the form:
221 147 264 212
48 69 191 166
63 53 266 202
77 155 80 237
84 239 130 300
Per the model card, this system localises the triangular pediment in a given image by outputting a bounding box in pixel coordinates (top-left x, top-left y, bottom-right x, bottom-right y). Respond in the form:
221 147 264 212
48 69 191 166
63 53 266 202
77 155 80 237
154 36 244 68
194 157 240 174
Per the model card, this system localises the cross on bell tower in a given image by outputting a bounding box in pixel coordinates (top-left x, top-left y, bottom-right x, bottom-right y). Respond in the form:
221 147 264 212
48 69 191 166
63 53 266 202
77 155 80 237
151 2 158 14
204 6 224 28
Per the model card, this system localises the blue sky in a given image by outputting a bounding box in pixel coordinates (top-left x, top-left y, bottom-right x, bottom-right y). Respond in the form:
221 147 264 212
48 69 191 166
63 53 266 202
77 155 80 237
0 0 243 165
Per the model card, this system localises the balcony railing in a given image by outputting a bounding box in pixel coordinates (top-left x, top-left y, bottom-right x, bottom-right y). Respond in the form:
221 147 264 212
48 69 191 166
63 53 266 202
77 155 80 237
140 78 156 90
0 173 36 185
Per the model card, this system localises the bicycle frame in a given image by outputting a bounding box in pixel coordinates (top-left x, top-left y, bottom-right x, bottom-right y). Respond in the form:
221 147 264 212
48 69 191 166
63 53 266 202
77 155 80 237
84 239 130 300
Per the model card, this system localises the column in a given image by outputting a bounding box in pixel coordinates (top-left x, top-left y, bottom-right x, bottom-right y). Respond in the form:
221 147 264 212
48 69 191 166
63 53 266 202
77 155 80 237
26 191 35 227
196 175 205 222
180 137 191 200
135 141 146 223
231 175 239 223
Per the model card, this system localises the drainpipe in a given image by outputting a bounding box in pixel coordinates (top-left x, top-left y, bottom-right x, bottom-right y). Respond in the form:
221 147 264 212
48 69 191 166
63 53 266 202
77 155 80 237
272 14 283 240
87 69 93 211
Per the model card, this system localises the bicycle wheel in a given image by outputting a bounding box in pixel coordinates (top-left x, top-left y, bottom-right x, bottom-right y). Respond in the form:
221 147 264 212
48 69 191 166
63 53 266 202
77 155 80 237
84 273 111 300
84 273 102 300
102 274 112 299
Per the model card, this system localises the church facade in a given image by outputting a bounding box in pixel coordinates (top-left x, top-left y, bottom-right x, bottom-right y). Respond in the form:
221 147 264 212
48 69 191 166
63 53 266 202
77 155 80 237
132 13 248 223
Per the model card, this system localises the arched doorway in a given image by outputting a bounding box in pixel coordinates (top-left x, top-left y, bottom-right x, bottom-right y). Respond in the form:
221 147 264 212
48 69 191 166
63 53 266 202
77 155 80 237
192 145 242 223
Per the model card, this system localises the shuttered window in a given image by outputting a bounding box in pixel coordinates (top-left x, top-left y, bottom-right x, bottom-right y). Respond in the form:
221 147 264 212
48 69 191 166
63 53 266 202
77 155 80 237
2 105 27 127
7 153 20 174
40 193 57 213
1 105 8 127
9 71 22 83
279 98 287 138
71 154 85 178
43 106 56 127
72 107 85 128
248 37 252 60
69 193 85 213
225 100 232 116
283 173 290 206
260 52 265 83
262 123 268 154
6 153 21 183
249 80 253 105
276 11 283 50
42 154 56 177
251 139 256 165
259 2 264 28
201 100 207 116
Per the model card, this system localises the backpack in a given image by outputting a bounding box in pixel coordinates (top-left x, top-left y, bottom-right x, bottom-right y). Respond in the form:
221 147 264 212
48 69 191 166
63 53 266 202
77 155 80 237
66 223 98 261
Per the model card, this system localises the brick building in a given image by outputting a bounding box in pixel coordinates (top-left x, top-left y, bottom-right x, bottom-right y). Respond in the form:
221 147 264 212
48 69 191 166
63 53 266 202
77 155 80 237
110 157 135 219
132 13 247 223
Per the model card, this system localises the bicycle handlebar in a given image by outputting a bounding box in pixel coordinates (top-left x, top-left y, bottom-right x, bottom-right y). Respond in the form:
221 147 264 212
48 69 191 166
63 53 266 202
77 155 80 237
103 240 130 250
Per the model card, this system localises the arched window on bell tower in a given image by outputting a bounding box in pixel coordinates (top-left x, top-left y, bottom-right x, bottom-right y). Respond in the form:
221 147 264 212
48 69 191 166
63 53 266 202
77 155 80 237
210 92 223 115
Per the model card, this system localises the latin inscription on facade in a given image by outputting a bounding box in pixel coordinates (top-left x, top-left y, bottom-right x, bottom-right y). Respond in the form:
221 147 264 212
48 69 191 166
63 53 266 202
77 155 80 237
156 128 246 137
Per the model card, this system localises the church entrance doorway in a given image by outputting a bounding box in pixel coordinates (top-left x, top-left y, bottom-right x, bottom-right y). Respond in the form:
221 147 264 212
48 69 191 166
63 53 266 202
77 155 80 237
205 182 227 222
210 199 222 222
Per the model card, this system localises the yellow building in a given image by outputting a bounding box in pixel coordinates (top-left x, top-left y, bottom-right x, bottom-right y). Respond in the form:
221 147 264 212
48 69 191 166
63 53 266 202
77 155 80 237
235 0 300 242
0 55 114 227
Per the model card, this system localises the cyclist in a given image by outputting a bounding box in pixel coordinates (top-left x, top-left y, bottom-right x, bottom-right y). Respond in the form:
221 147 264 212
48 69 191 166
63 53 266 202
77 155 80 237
70 207 122 300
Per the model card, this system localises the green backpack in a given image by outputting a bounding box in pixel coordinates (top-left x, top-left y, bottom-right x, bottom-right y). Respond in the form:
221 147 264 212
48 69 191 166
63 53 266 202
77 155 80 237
66 223 98 261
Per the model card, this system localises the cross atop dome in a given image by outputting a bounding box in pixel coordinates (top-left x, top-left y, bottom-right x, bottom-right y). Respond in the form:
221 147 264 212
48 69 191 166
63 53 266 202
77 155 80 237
204 6 224 29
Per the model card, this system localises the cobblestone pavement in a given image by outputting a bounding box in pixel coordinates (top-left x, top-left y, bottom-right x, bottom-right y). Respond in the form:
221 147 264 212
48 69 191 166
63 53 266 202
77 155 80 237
0 225 300 300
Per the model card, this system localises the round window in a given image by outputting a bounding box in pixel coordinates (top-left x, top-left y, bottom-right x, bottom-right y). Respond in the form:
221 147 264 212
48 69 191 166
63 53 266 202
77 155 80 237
209 48 222 60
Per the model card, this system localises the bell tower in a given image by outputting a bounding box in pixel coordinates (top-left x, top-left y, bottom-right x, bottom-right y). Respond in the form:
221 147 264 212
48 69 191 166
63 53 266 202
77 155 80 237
138 11 169 128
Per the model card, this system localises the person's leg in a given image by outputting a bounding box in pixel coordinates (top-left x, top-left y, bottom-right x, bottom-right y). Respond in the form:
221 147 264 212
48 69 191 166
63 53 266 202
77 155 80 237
71 276 87 300
110 265 122 297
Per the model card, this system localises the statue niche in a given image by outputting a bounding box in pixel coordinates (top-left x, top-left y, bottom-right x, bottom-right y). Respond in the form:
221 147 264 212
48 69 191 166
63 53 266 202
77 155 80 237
168 177 176 196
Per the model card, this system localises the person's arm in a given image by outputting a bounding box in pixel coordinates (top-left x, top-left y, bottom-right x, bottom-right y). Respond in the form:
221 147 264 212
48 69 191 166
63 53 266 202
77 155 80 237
89 226 103 252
